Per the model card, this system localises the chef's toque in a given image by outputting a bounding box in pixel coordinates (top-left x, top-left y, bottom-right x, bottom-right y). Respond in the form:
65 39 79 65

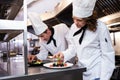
72 0 97 18
28 12 48 36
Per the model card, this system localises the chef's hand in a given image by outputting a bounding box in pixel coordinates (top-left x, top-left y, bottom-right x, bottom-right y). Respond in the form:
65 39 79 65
27 54 37 63
53 52 64 59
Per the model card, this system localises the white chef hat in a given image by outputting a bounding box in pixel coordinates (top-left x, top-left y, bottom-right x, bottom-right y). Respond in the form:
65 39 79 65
72 0 97 18
28 12 48 36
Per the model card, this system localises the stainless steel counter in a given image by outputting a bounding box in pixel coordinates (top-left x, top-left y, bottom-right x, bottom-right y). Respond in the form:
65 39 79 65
0 65 86 80
0 56 86 80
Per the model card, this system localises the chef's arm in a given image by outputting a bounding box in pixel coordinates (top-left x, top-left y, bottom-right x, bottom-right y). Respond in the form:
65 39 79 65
99 22 115 80
36 44 49 60
63 28 77 62
62 41 76 62
53 44 76 63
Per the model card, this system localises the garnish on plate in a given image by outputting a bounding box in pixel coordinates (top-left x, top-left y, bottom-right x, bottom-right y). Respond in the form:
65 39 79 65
28 59 43 66
50 57 67 67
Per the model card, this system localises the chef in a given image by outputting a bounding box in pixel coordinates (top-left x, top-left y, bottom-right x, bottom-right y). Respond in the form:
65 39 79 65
53 0 115 80
27 12 69 62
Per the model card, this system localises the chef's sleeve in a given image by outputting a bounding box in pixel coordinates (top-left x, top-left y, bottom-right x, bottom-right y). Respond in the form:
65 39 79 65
62 23 69 34
36 43 49 60
63 30 77 62
99 22 115 80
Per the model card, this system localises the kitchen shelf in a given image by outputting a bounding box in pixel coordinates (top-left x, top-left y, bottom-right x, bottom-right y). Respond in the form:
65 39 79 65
0 20 28 76
0 30 23 42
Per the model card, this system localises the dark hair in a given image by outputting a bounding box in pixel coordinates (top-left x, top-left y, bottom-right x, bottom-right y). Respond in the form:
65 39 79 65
84 11 98 32
43 27 53 33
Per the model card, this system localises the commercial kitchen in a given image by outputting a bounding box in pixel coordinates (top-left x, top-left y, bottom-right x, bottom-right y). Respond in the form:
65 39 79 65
0 0 120 80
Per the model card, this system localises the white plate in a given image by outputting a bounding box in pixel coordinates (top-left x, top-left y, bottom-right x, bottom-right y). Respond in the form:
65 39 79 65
43 62 73 69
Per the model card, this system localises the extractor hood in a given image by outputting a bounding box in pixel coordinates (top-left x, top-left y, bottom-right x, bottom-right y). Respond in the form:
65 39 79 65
0 0 23 20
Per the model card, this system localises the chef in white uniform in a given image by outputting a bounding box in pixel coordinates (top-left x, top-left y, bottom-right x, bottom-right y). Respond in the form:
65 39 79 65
27 12 69 61
53 0 115 80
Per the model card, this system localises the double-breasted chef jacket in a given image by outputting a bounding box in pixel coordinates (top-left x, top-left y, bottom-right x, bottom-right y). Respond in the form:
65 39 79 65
36 23 69 60
62 20 115 80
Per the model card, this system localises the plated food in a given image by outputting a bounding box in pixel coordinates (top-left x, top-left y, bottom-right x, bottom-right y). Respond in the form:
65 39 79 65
33 60 42 64
43 57 73 68
51 62 67 67
52 57 64 67
28 60 43 66
43 62 73 69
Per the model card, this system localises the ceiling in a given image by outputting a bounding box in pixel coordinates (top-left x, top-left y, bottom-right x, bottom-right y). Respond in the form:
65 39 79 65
0 0 23 20
95 0 120 18
0 0 120 34
42 0 120 26
36 0 120 33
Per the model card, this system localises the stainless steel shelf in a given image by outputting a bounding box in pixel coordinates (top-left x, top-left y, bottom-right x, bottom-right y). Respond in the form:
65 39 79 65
0 30 23 42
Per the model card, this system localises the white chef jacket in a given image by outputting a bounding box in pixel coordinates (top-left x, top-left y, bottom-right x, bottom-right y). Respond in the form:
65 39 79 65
62 20 115 80
36 23 69 60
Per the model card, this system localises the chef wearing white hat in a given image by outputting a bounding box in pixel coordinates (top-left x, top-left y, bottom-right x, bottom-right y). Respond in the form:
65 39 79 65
53 0 115 80
27 12 69 61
